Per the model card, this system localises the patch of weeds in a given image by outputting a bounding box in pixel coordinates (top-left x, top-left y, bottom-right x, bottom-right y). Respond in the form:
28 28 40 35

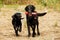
5 4 19 9
54 21 58 27
23 20 27 28
0 4 3 8
0 4 3 11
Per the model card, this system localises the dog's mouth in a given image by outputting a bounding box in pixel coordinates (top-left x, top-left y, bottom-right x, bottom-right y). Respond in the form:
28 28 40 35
28 13 32 16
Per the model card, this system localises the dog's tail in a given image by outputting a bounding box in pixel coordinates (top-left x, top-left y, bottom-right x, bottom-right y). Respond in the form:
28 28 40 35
37 12 47 17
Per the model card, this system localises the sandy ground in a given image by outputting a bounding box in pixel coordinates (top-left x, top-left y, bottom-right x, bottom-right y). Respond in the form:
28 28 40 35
0 6 60 40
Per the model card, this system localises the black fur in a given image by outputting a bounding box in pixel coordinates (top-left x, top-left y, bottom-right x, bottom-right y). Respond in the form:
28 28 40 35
25 5 39 37
12 13 24 36
25 5 47 37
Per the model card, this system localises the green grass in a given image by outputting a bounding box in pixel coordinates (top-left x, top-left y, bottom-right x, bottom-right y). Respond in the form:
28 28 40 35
0 4 3 8
5 4 19 8
0 0 60 12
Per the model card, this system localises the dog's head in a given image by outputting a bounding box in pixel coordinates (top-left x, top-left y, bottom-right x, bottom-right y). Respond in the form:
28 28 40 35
12 13 22 19
25 5 35 13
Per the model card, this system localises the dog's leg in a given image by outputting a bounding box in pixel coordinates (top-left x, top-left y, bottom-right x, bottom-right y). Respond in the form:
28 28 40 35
27 26 31 37
19 25 22 32
16 27 19 36
32 25 36 37
14 26 19 36
37 23 40 35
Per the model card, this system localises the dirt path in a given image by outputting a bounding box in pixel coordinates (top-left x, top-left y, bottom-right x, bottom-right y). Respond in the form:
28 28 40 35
0 7 60 40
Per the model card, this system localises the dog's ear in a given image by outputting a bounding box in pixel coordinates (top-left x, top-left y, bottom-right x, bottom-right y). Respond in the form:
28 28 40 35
12 13 16 19
25 6 28 12
12 15 15 19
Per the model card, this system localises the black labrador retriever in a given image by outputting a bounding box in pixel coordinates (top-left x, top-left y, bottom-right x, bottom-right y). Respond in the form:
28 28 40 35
25 5 47 37
12 13 24 36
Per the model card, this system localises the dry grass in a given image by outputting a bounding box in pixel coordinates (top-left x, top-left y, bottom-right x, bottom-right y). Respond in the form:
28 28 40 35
0 5 60 40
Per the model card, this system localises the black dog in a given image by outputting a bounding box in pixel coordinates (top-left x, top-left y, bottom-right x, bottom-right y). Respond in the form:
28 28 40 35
12 13 24 36
25 5 47 37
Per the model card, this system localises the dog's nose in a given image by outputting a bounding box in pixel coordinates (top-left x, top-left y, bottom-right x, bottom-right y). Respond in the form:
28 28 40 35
28 10 32 13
